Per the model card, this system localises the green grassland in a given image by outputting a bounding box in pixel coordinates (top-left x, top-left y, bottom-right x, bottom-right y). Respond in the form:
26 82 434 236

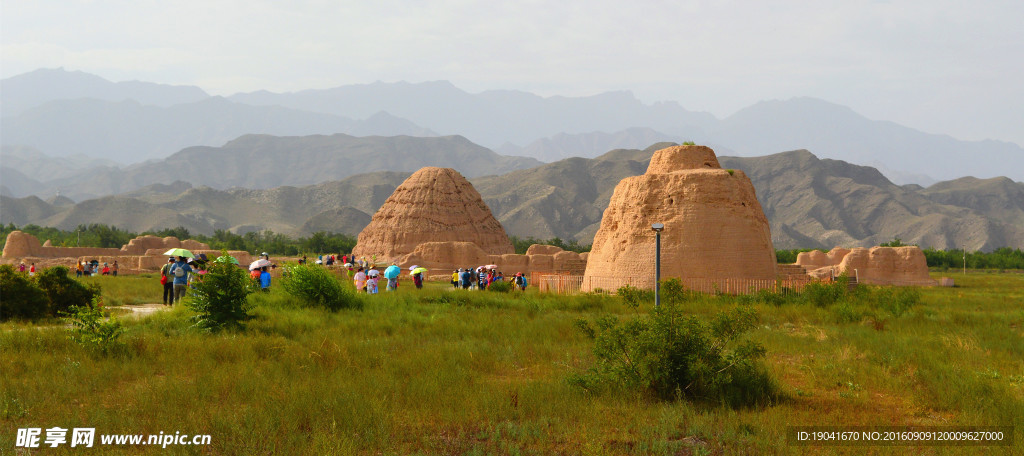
2 272 1022 454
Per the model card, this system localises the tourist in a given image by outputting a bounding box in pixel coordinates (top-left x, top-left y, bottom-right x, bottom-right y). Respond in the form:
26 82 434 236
495 271 504 283
387 263 399 291
75 261 83 277
460 268 472 289
112 261 118 276
354 267 367 293
413 270 424 289
160 258 174 305
29 263 36 277
259 266 271 291
478 268 487 290
367 273 379 294
101 263 110 275
514 272 528 291
19 262 25 273
250 266 261 281
451 270 460 288
169 256 192 305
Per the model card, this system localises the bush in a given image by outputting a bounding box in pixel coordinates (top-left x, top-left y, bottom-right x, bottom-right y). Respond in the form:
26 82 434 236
281 264 362 311
0 265 48 320
186 257 256 331
487 280 514 293
869 286 921 317
571 304 778 407
61 297 125 356
801 277 848 307
617 285 653 308
35 266 101 316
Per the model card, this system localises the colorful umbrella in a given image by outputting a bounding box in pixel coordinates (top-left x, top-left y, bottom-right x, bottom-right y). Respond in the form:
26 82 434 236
249 258 272 270
408 265 420 271
411 267 428 275
367 268 380 277
163 248 195 258
384 265 401 279
485 264 498 269
214 255 239 264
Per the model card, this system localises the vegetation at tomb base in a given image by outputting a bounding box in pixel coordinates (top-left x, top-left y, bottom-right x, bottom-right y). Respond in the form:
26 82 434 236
509 235 591 254
2 270 1022 454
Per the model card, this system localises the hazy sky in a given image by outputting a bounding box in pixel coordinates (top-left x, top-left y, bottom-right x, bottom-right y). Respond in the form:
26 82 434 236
3 0 1023 145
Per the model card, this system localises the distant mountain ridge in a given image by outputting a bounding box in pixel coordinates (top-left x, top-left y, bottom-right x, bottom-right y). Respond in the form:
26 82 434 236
3 68 1022 185
1 134 541 200
3 145 1021 251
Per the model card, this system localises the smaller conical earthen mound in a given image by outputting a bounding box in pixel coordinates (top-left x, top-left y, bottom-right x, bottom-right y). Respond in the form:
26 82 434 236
352 167 514 260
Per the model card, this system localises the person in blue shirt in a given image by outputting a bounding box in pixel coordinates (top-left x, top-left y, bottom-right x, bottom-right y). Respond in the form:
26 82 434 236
259 266 272 290
169 256 193 305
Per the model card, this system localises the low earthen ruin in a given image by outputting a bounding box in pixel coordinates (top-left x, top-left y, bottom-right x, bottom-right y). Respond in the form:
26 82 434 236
1 231 252 273
796 246 936 286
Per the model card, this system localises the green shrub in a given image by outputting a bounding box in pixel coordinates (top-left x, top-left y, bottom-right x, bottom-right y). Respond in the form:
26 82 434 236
617 285 653 308
801 277 848 307
0 264 48 320
61 297 125 356
35 266 100 316
571 304 778 407
487 280 514 293
186 257 256 331
871 286 922 317
281 264 362 311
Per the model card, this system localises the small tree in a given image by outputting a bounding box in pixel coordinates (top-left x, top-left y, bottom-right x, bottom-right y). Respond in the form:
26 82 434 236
186 254 256 331
282 264 361 311
0 264 48 320
62 296 124 356
35 266 100 316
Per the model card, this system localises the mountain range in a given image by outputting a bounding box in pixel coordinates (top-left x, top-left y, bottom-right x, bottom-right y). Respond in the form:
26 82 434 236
3 68 1022 184
3 141 1021 252
0 134 541 200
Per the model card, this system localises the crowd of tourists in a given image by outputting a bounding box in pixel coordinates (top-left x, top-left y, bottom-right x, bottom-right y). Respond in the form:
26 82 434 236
153 250 533 304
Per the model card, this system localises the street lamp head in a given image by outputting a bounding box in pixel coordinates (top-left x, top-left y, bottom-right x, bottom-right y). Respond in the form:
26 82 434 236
651 223 664 232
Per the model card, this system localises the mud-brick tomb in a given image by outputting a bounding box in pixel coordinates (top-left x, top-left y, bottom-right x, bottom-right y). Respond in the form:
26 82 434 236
351 167 587 278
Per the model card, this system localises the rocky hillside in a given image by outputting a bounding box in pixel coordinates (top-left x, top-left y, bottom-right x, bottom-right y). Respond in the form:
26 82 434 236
3 146 1022 250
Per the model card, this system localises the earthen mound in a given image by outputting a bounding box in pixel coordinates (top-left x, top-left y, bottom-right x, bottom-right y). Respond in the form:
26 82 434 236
798 246 935 286
582 145 776 290
352 167 514 259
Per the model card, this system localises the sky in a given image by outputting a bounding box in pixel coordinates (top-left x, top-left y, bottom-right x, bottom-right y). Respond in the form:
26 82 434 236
3 0 1023 145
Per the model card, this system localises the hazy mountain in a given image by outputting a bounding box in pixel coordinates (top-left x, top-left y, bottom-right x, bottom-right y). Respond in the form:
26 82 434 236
706 97 1024 182
1 145 119 183
7 69 1021 185
228 82 717 149
495 128 686 162
0 67 209 117
4 134 540 201
4 146 1022 250
0 96 440 164
0 171 412 237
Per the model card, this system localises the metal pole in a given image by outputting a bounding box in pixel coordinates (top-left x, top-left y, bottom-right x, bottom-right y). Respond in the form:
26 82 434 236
655 231 661 308
963 245 966 275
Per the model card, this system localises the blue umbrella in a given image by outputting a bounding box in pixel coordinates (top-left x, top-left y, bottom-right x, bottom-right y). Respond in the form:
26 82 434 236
384 265 401 279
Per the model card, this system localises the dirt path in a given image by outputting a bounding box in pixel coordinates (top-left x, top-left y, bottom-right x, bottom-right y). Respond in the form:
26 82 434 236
108 303 169 319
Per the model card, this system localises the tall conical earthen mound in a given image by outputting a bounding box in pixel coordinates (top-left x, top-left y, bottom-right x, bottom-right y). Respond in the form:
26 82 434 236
352 167 514 260
582 145 777 290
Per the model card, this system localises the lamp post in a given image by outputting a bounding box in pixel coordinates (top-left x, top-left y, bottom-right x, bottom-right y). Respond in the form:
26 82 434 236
651 223 664 307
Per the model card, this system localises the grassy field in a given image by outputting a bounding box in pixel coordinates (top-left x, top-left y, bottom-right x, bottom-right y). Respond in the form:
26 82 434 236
2 271 1022 454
